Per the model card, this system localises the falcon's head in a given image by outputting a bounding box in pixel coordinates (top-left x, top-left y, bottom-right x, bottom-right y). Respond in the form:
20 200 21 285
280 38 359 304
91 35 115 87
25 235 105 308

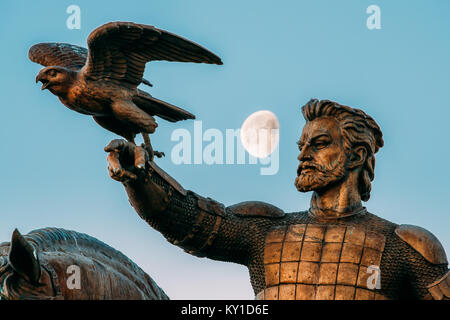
35 66 76 95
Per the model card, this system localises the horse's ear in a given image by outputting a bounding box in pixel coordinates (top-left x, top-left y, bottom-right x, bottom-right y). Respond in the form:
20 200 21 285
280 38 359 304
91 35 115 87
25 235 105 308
8 229 41 285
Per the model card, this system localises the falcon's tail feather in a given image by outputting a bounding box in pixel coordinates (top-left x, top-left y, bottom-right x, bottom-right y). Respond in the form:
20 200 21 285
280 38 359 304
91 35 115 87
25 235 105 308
133 89 195 123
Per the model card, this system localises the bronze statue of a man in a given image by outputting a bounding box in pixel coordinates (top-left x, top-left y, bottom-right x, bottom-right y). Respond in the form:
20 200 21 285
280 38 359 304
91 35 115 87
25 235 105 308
105 99 449 300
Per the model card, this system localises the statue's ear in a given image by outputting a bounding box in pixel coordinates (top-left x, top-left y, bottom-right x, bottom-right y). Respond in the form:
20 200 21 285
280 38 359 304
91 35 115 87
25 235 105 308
8 229 41 285
348 145 367 169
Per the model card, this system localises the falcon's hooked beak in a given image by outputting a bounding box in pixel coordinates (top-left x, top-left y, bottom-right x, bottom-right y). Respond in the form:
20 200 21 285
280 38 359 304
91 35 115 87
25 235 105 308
35 71 51 90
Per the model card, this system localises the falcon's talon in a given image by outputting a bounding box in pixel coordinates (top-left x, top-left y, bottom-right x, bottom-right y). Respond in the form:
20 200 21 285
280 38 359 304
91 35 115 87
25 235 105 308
154 151 165 158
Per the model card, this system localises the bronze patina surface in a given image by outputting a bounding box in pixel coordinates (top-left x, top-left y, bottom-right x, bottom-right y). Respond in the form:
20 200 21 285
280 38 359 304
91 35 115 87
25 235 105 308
106 98 449 300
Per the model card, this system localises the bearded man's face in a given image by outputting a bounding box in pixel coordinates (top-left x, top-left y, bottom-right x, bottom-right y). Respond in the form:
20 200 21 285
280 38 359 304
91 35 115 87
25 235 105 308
295 116 349 192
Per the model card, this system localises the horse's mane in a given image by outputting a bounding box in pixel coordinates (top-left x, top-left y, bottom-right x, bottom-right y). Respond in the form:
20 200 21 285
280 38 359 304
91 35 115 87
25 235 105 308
25 227 136 267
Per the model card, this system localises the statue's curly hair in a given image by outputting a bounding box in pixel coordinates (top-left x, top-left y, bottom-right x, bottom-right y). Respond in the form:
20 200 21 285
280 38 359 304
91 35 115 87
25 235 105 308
301 99 384 201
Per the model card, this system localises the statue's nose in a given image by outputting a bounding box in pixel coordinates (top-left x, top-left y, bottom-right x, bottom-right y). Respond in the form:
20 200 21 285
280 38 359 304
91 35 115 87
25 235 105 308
298 145 312 162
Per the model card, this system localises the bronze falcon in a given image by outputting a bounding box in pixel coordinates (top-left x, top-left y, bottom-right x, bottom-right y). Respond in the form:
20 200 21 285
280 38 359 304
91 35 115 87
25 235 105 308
29 21 222 159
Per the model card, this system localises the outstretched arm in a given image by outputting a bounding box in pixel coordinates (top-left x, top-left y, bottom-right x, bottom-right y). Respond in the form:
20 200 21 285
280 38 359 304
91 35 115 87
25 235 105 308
105 140 253 265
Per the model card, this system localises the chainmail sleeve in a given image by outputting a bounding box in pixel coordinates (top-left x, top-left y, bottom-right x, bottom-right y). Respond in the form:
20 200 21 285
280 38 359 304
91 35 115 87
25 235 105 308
398 242 448 300
122 162 253 266
399 243 448 299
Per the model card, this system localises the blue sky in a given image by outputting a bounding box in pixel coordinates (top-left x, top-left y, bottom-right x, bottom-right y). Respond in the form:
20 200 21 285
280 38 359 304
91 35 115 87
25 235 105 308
0 0 449 299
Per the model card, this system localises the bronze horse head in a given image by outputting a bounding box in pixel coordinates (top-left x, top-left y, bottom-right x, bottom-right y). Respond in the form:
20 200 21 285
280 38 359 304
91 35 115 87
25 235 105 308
0 228 168 300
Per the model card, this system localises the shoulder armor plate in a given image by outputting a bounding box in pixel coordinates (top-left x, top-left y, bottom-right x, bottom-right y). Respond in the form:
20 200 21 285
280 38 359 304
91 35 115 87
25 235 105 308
395 224 448 265
227 201 285 218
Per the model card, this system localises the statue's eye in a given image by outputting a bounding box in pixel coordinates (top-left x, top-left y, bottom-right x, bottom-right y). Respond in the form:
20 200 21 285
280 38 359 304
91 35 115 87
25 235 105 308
314 141 328 149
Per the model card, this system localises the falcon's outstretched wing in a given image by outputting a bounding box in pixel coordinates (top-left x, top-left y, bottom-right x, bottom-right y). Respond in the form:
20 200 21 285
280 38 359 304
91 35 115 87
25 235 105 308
83 21 223 88
28 42 88 70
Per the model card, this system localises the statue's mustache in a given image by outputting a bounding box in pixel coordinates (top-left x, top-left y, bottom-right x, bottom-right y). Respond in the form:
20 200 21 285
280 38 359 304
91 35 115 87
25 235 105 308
297 162 328 176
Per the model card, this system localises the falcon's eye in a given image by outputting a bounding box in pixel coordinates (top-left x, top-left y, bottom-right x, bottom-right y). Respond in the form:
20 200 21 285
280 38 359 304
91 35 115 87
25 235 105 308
47 69 58 77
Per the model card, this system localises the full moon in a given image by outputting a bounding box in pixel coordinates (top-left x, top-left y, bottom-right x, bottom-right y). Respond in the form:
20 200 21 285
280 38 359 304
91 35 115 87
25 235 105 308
240 110 280 158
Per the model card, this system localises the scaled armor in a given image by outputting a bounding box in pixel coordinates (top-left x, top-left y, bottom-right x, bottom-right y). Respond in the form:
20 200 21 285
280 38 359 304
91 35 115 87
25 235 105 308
124 162 449 300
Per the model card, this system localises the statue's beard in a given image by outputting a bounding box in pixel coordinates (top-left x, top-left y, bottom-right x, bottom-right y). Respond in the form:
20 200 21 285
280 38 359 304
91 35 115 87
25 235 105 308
294 155 348 192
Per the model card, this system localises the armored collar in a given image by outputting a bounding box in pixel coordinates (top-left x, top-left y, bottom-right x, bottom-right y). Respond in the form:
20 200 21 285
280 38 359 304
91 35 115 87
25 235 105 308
308 206 367 220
